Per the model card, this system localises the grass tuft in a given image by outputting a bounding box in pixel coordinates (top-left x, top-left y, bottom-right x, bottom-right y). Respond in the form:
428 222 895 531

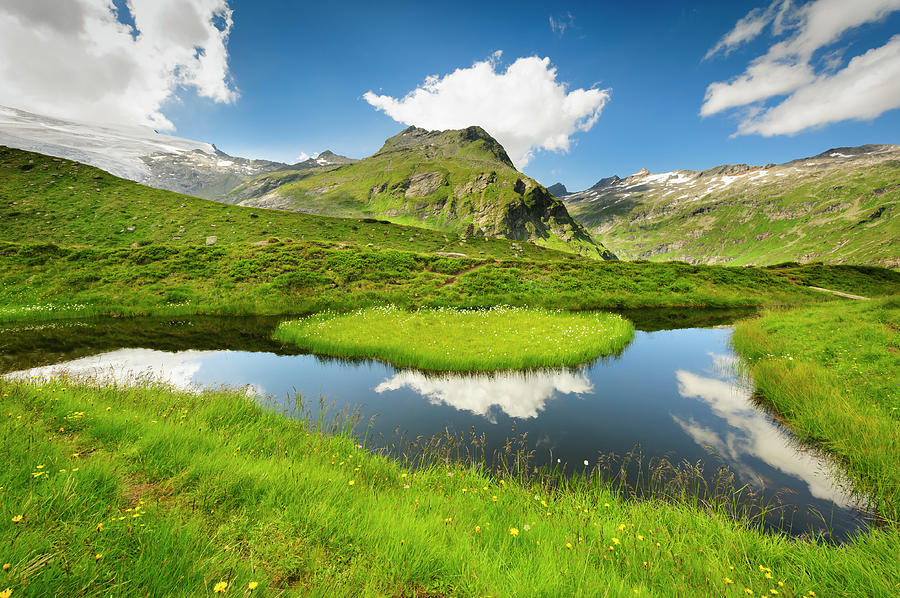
274 306 635 371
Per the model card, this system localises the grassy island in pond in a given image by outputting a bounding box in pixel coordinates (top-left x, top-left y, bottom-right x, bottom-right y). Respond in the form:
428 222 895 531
275 306 635 370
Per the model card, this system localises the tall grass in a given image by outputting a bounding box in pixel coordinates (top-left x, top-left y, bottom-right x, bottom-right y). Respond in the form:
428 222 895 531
732 296 900 524
274 306 635 371
2 378 898 596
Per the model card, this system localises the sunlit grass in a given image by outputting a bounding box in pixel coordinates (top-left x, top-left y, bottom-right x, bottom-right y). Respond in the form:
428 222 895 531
274 306 636 370
2 378 897 596
732 296 900 523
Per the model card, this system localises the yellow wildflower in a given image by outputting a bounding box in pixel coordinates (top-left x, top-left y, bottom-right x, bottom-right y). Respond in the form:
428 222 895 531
248 582 258 591
0 588 11 598
617 524 626 531
770 590 779 596
348 480 355 486
492 496 498 502
213 581 228 593
725 577 734 585
11 515 22 524
508 527 519 537
474 525 481 533
765 573 773 580
1 564 8 571
636 535 644 541
96 523 103 532
566 541 573 549
612 538 621 545
95 554 102 560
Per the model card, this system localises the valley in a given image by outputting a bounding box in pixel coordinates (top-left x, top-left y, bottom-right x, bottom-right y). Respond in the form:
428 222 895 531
0 125 898 598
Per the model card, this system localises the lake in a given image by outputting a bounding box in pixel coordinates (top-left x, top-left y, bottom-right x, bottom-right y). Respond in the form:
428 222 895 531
0 309 867 540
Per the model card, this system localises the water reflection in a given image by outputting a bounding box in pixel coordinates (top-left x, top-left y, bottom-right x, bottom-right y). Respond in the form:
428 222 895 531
6 348 222 391
1 316 866 539
673 364 857 507
375 369 592 421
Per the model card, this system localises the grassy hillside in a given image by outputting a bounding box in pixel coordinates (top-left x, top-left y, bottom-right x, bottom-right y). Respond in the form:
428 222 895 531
228 127 611 258
0 145 572 263
564 146 899 267
2 145 899 324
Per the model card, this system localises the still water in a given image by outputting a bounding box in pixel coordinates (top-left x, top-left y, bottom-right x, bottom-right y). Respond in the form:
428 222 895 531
0 310 867 540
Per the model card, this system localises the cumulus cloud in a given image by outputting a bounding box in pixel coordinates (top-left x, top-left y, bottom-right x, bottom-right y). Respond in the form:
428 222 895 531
701 0 900 136
363 52 610 167
0 0 237 131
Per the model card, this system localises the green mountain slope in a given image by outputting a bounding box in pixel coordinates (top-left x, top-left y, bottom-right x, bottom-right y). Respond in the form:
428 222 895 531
0 145 579 262
229 126 613 258
561 144 899 267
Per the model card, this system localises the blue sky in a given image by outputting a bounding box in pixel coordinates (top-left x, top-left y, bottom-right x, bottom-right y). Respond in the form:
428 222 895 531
3 0 899 191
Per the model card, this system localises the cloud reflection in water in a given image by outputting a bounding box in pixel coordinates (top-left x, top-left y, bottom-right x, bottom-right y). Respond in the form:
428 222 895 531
5 348 265 395
375 369 593 421
673 357 856 507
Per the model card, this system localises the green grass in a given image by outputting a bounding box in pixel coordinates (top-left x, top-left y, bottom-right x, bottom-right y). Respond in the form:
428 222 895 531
6 240 900 326
3 378 899 597
274 306 635 371
732 297 900 523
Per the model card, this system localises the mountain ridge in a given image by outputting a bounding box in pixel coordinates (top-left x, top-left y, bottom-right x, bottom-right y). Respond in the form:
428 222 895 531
560 143 899 267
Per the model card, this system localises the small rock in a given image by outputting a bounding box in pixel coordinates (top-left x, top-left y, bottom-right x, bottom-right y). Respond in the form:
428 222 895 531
130 242 139 248
126 226 136 232
206 236 217 245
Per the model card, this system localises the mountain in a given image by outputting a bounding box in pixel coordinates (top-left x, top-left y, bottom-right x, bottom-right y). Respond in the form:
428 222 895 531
294 150 358 169
230 126 612 258
547 183 568 197
0 144 581 263
0 105 357 201
561 144 899 268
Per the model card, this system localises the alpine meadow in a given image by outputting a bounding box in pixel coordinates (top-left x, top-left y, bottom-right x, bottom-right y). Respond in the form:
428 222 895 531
1 1 899 597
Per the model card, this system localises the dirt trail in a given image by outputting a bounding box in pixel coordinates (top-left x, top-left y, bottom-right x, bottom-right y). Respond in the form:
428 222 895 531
436 261 493 288
807 286 870 300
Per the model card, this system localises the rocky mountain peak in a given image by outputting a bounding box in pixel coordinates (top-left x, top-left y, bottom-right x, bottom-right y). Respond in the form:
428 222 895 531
378 125 514 168
590 175 621 189
547 182 568 197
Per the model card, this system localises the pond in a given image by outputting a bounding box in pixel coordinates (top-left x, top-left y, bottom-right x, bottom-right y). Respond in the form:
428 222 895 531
0 309 868 541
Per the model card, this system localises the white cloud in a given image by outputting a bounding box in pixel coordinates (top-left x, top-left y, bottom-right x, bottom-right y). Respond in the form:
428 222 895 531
0 0 237 131
363 52 610 167
702 0 900 136
295 151 319 162
704 0 794 60
549 12 575 37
